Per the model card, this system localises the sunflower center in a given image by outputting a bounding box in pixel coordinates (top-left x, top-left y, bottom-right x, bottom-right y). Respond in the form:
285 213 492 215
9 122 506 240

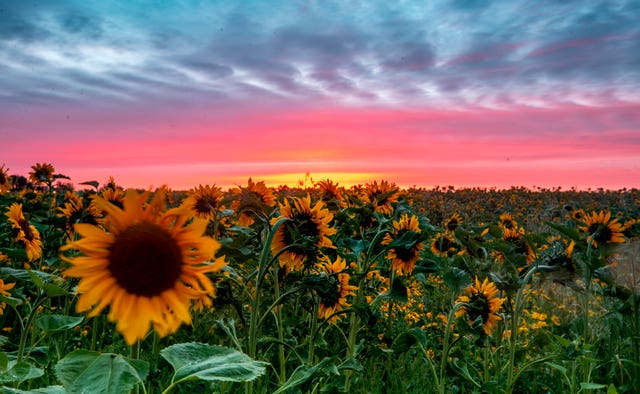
588 223 613 244
108 222 183 297
316 274 340 307
195 196 219 214
18 219 35 242
468 293 491 323
395 245 418 262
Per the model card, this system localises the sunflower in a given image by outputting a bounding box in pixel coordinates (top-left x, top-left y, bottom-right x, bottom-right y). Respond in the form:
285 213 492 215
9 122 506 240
444 213 463 232
316 256 357 322
502 226 536 263
270 194 336 273
360 180 399 215
58 197 101 234
316 179 346 209
183 184 224 220
381 213 423 275
540 240 577 285
230 178 276 226
579 210 625 247
0 164 11 193
6 203 43 261
29 163 55 185
499 213 518 230
98 187 125 209
455 277 505 335
0 279 16 315
60 188 226 345
571 209 586 222
430 232 458 257
102 176 120 191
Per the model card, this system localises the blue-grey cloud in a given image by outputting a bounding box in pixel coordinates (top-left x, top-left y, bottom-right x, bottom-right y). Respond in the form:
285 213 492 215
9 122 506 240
0 0 638 111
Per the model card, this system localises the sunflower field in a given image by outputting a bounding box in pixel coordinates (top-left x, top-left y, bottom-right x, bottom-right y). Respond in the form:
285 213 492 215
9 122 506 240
1 162 639 393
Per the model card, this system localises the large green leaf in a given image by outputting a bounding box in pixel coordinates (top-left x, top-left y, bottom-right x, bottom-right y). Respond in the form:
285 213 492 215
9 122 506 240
55 350 148 394
0 361 44 384
160 343 267 383
392 327 428 353
35 315 84 334
272 357 339 394
0 386 65 393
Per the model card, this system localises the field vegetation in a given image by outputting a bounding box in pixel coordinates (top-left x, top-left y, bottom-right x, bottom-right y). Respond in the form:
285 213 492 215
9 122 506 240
0 163 639 393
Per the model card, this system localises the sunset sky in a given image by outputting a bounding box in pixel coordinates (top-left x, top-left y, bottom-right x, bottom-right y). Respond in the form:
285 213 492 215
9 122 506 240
1 1 639 190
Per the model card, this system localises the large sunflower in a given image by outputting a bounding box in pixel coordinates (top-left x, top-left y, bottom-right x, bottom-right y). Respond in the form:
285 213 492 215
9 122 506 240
29 163 55 185
579 210 625 247
455 277 505 335
0 164 11 193
316 256 357 322
183 184 224 220
381 213 423 275
6 203 43 261
360 180 399 215
60 188 225 345
270 195 336 273
230 178 276 226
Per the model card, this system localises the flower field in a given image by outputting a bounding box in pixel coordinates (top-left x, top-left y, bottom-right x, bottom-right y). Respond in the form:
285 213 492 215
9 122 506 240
1 163 639 393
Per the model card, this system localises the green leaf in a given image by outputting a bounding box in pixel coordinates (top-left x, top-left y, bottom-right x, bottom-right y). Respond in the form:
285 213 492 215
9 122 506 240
272 357 339 394
36 315 84 334
392 327 428 353
337 357 363 373
28 270 43 288
160 343 267 384
0 361 44 384
337 238 365 256
607 384 619 394
381 276 408 303
1 267 55 283
0 353 8 371
443 267 471 292
79 181 100 189
580 382 606 390
41 283 70 297
0 295 22 309
55 350 148 394
545 362 567 374
0 386 65 394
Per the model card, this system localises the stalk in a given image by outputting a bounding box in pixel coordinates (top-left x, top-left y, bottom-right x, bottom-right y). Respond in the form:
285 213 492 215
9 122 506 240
505 265 539 393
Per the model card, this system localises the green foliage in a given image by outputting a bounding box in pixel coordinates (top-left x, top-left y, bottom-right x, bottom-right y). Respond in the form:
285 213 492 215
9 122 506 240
54 351 148 394
160 343 268 384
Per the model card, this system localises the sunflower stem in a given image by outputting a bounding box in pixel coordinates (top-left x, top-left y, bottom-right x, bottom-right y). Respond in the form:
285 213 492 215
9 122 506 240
90 315 100 352
272 259 287 385
505 265 539 393
308 297 319 365
438 303 461 394
17 291 45 364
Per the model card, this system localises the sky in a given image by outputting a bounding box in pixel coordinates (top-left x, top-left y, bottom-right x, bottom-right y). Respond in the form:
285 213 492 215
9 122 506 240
1 0 639 191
